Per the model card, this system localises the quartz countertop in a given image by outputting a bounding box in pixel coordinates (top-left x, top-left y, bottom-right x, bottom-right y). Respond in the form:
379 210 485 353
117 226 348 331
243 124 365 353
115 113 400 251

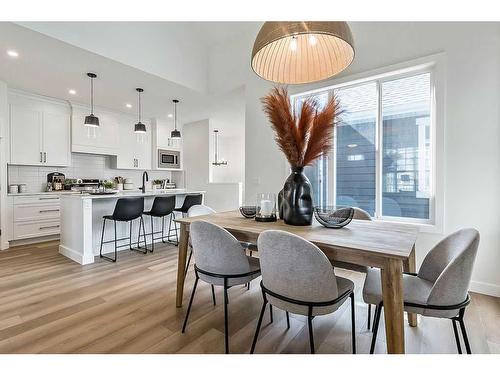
60 189 205 200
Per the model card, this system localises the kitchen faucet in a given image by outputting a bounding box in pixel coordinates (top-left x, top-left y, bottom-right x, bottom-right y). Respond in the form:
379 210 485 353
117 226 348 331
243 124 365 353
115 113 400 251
141 171 149 193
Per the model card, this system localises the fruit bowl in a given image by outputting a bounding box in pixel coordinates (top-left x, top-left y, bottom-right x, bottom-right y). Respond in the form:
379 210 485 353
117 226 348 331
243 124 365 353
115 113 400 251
314 206 354 228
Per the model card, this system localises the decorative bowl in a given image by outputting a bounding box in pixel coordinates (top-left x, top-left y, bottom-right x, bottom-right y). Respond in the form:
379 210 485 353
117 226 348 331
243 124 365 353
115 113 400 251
314 206 354 228
239 206 257 218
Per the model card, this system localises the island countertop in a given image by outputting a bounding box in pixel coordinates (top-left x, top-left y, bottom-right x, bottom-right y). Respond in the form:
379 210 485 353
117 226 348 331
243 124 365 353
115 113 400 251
60 189 206 200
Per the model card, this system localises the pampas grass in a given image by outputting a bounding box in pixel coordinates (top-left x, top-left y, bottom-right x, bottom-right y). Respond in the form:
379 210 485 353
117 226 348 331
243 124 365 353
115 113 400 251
261 87 342 167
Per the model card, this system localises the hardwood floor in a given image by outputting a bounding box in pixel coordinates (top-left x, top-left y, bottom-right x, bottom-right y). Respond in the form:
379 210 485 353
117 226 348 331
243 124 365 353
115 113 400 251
0 240 498 354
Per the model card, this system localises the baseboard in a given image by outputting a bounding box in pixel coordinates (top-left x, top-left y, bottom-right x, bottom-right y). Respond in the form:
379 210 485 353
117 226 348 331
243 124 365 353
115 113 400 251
58 244 95 265
470 280 500 297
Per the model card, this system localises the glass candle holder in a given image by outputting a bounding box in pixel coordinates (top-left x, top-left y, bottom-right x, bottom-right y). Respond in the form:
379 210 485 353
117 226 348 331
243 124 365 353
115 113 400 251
255 193 277 222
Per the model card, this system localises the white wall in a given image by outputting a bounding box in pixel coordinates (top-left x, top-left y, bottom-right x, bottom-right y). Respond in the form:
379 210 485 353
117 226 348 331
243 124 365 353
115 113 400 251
0 81 9 249
208 22 500 296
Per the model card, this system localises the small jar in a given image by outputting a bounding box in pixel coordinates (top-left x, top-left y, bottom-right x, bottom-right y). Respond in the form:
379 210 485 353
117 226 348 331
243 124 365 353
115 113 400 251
9 185 19 194
18 184 27 193
255 193 277 222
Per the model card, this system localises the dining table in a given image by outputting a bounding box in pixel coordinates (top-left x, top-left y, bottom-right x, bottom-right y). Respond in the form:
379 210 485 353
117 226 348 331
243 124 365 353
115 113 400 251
174 210 419 354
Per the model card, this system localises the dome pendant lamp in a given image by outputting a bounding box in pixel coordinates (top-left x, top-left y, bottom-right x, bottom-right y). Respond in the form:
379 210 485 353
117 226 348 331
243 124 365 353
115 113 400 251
134 88 146 134
251 22 355 84
170 99 181 138
84 73 100 127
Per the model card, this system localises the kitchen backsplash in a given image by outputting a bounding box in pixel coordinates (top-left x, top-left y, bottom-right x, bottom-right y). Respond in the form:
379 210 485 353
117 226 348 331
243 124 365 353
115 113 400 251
8 153 177 193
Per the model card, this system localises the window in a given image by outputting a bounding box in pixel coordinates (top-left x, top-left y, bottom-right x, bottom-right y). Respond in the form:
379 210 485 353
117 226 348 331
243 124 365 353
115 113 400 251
296 69 435 223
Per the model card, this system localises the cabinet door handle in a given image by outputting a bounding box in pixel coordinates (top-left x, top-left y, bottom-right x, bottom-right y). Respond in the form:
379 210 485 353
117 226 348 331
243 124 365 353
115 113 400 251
39 225 60 230
39 209 60 213
39 197 59 200
43 152 47 163
40 152 43 163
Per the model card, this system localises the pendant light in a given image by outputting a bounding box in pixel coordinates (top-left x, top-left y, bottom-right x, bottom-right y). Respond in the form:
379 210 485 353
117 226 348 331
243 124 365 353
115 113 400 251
251 22 355 84
84 73 99 127
134 88 146 134
212 130 227 166
171 99 181 138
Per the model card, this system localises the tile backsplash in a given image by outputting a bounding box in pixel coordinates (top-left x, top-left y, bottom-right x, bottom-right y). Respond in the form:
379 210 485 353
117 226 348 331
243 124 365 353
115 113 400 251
8 153 178 193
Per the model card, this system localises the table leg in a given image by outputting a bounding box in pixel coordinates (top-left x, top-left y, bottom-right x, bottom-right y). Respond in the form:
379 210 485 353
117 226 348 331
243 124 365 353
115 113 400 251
381 258 405 354
176 223 189 308
403 246 418 327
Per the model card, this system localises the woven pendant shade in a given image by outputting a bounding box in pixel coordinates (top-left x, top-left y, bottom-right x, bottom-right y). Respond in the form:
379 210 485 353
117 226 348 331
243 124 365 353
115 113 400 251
251 21 355 84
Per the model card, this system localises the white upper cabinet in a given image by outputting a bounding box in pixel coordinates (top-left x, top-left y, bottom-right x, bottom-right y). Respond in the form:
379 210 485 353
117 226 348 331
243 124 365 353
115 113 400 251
71 105 119 155
9 92 71 167
113 116 152 170
154 119 182 150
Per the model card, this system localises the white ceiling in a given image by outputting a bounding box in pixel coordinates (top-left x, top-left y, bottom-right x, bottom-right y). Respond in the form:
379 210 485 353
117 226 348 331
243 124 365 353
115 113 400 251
0 22 261 123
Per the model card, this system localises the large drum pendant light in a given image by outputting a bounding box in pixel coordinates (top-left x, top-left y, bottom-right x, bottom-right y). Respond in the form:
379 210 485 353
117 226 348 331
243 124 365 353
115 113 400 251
84 72 99 127
251 22 355 84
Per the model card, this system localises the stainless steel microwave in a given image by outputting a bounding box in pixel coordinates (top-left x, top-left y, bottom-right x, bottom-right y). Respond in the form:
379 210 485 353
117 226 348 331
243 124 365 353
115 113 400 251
158 149 180 169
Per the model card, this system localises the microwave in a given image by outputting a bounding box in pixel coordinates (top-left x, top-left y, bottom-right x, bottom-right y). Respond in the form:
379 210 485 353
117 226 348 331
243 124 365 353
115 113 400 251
158 149 180 169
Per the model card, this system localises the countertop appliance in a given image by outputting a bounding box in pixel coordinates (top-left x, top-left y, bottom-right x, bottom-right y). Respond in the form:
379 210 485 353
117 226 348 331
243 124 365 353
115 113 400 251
158 149 180 169
47 172 65 191
65 179 101 192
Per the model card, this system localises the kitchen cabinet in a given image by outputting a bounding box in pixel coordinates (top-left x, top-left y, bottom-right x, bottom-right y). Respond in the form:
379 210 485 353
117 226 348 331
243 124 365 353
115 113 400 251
71 105 120 155
153 118 182 150
112 117 152 170
9 91 71 167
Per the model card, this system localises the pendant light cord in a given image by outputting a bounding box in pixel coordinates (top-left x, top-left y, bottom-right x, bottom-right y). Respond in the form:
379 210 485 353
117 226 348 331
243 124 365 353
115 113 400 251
174 101 177 131
90 77 94 115
138 91 142 123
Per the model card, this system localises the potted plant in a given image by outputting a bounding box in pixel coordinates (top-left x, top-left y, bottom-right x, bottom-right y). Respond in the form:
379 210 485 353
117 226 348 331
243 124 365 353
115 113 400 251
103 180 115 192
262 87 341 225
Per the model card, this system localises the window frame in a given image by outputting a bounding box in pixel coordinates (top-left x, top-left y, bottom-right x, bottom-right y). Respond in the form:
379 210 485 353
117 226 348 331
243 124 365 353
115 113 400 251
290 53 445 233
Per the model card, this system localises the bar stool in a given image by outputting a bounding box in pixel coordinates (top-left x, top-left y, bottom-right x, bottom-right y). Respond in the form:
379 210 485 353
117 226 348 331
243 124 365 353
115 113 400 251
142 195 178 252
174 194 203 217
99 197 147 262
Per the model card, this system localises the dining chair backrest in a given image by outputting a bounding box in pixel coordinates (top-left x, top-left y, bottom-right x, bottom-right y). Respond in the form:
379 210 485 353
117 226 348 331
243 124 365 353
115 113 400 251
112 197 144 221
352 207 372 221
187 204 216 217
418 228 480 306
190 220 251 276
258 230 339 305
149 195 176 216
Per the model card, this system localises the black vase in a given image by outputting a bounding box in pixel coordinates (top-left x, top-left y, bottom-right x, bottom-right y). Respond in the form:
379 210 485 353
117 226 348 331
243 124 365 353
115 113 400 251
282 166 313 226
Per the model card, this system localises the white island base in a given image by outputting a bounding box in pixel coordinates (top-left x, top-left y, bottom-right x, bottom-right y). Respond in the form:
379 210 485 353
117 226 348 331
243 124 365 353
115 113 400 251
58 190 204 265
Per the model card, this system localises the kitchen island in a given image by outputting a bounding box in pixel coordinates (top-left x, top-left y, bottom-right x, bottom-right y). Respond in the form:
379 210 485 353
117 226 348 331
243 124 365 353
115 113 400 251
58 190 205 264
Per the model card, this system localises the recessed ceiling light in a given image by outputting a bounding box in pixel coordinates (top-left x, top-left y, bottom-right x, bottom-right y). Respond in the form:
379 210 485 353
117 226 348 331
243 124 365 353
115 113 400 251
7 50 19 58
68 89 77 95
126 103 132 108
167 113 173 118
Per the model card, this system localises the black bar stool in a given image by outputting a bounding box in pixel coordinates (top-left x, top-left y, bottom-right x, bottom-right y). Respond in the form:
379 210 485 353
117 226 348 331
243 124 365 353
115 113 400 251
99 197 147 262
142 195 178 252
174 194 203 218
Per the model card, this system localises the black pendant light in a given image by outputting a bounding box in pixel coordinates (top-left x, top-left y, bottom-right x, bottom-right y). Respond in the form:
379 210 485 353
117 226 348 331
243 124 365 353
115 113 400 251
171 99 181 138
84 73 99 127
134 88 146 134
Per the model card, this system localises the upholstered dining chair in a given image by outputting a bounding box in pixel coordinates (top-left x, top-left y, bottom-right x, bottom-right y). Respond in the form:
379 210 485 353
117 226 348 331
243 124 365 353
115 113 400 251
363 228 480 354
182 220 261 354
251 230 356 354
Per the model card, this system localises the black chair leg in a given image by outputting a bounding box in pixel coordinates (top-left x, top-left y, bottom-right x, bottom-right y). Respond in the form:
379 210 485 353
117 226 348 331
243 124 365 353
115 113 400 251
161 216 166 243
367 304 371 330
350 292 356 354
286 311 290 329
250 293 268 354
185 249 193 276
370 303 382 354
458 308 471 354
269 304 273 323
307 308 315 354
181 273 199 333
211 285 216 306
223 278 229 354
129 221 133 250
452 319 462 354
136 217 147 254
150 215 155 252
99 218 106 258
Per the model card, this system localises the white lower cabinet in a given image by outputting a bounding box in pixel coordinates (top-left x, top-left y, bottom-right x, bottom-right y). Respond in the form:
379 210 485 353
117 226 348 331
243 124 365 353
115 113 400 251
12 195 62 240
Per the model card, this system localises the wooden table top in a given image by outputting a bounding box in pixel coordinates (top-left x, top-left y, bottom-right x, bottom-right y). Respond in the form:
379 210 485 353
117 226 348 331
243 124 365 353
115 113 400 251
175 210 419 261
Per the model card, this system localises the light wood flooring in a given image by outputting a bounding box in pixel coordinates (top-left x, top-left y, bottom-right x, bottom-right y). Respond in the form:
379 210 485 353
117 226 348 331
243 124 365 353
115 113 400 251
0 240 499 354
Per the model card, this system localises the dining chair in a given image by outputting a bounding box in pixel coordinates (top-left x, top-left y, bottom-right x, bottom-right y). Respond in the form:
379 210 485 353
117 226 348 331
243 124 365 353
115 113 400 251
181 220 261 354
363 228 480 354
251 230 356 354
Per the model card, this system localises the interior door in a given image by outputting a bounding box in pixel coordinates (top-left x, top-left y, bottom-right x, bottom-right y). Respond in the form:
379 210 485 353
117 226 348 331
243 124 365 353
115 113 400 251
10 104 43 165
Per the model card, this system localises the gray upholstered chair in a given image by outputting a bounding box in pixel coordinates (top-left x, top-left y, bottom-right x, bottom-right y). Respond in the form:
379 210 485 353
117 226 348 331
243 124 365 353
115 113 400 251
182 220 261 354
251 230 356 354
363 228 480 354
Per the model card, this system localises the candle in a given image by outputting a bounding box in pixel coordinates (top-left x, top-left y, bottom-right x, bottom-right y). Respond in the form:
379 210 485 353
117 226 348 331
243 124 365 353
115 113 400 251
260 199 273 216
